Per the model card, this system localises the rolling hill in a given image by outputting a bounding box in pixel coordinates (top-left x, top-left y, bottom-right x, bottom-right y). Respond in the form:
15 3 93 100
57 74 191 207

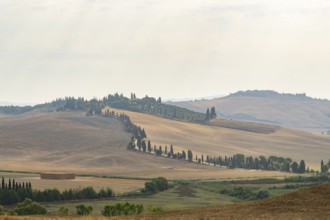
0 110 297 180
109 108 330 169
169 90 330 133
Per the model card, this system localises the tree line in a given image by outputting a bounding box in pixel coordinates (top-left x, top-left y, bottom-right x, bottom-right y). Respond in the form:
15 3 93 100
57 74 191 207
0 177 113 205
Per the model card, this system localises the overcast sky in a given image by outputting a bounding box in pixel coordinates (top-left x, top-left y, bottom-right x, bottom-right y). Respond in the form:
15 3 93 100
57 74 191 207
1 0 330 104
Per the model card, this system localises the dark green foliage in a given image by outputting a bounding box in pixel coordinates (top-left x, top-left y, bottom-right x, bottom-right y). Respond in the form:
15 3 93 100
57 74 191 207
0 177 112 205
298 160 306 173
205 108 210 121
255 190 270 199
291 162 299 173
210 107 217 119
144 177 169 193
103 93 206 123
142 140 147 152
220 187 270 201
76 204 93 216
14 199 47 216
188 150 193 162
206 154 301 173
102 202 144 217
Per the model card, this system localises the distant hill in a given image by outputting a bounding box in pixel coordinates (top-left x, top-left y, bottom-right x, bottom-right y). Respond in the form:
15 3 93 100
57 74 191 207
169 90 330 132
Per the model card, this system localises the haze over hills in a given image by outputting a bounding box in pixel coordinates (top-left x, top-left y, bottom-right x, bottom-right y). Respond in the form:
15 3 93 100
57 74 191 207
169 90 330 133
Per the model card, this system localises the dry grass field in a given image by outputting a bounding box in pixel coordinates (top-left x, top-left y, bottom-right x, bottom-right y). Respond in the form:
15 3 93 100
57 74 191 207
109 108 330 169
0 172 145 194
0 110 296 181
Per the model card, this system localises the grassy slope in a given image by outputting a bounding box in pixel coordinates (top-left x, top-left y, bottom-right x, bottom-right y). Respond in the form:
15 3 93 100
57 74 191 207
109 108 330 168
170 94 330 132
3 184 329 219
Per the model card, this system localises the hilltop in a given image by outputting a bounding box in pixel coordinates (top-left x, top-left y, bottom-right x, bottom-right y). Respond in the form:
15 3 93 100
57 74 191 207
169 90 330 132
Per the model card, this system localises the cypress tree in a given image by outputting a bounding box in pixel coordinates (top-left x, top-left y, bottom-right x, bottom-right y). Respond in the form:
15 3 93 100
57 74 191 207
299 160 306 173
148 140 152 153
8 178 12 190
1 177 4 190
188 150 193 162
205 108 210 120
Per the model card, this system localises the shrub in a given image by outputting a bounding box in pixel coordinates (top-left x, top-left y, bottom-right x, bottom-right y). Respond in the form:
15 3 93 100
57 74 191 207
102 202 144 217
14 198 47 215
143 177 168 193
58 206 69 215
255 190 270 200
76 204 93 216
147 204 164 213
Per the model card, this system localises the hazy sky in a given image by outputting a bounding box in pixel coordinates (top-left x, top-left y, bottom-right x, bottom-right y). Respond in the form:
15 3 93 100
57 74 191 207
1 0 330 104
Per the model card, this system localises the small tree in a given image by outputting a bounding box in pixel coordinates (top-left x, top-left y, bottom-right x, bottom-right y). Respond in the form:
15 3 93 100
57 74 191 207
58 206 69 215
14 199 47 215
76 204 93 216
291 162 299 173
298 160 306 173
188 150 193 162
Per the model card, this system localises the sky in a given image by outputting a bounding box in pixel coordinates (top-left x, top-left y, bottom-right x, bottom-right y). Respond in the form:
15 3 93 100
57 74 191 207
1 0 330 104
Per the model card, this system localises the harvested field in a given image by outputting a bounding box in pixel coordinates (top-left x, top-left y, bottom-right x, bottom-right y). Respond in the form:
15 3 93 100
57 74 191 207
108 108 330 168
0 111 298 180
0 172 145 194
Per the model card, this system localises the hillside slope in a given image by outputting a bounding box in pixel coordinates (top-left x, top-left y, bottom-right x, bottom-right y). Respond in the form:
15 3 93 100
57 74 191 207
110 108 330 168
132 183 330 220
0 111 293 180
169 90 330 132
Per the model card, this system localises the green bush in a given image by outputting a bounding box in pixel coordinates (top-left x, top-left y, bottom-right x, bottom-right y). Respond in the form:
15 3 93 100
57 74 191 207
144 177 169 193
102 202 144 217
76 204 93 216
14 198 47 215
147 204 164 213
255 190 270 200
58 206 69 215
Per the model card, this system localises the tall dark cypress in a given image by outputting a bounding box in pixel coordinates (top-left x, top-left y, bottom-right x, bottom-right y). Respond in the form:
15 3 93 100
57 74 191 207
8 178 12 189
1 177 4 190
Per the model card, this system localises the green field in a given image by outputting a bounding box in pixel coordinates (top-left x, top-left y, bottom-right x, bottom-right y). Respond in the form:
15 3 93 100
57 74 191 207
39 178 315 216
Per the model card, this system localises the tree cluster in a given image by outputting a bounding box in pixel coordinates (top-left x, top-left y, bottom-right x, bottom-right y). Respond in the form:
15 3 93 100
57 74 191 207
102 93 207 123
143 177 169 193
0 180 113 205
0 177 32 205
205 107 217 121
102 202 144 217
205 154 306 173
321 159 330 173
